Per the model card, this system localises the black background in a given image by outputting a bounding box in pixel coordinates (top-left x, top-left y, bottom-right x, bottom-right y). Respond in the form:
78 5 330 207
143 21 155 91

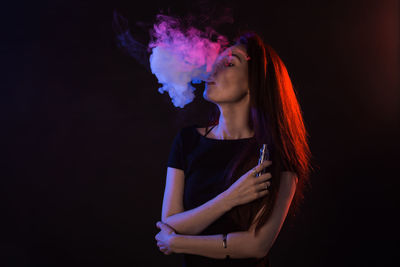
2 0 399 266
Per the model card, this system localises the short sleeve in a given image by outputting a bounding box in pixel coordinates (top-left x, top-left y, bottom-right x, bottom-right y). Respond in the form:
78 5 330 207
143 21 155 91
167 129 185 170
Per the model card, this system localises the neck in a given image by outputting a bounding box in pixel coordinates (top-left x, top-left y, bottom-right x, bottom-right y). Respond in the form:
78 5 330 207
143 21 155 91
213 101 254 140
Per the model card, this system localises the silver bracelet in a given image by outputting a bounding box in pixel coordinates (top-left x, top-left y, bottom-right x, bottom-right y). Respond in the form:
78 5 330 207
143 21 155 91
222 233 230 259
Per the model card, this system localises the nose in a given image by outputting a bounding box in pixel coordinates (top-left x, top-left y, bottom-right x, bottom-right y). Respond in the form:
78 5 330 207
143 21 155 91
206 67 219 82
206 57 224 82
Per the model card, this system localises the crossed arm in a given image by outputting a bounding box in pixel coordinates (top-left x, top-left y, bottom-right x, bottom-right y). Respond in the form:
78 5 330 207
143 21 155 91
161 168 298 259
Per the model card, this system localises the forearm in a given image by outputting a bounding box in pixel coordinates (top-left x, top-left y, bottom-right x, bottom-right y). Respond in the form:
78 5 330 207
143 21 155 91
163 191 232 235
171 231 261 259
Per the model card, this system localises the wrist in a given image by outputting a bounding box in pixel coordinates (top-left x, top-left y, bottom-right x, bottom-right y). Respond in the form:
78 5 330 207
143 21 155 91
170 233 183 253
220 190 234 211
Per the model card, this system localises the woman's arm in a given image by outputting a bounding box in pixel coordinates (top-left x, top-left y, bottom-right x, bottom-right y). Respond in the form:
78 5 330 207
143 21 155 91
163 191 233 235
162 167 233 236
170 231 261 259
169 171 298 259
163 160 272 235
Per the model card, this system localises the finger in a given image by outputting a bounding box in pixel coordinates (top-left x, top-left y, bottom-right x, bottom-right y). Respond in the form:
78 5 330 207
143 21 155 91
256 172 272 182
252 160 272 175
258 160 272 170
156 221 166 230
158 222 173 232
256 181 271 191
257 188 270 197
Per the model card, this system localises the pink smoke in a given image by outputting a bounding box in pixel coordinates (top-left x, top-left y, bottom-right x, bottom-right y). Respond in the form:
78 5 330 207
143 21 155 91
148 14 230 108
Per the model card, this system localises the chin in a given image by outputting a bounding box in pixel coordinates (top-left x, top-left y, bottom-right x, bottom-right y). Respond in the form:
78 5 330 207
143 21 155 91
203 89 217 103
203 90 212 102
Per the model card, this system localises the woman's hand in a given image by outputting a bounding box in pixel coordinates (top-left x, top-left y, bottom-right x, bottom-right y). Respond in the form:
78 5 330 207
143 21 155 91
223 160 272 208
155 221 177 255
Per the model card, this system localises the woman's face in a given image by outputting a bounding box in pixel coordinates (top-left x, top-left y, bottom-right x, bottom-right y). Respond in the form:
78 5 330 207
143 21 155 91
203 44 250 103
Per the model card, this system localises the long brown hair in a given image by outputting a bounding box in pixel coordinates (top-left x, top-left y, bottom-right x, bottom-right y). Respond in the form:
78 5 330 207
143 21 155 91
207 31 314 238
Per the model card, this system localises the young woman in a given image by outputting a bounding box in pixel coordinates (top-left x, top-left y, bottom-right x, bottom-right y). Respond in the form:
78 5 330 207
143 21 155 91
155 31 312 267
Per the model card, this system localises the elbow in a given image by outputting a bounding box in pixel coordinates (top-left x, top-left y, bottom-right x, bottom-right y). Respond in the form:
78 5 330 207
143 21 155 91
162 215 174 227
161 215 169 223
255 248 270 259
253 240 271 259
162 211 176 223
161 213 174 228
243 232 270 259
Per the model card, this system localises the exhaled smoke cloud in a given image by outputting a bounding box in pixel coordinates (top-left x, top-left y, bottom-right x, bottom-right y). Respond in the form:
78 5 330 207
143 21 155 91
148 14 230 108
112 4 234 108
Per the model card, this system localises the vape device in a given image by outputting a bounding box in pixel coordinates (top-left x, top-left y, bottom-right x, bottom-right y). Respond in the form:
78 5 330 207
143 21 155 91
256 144 270 177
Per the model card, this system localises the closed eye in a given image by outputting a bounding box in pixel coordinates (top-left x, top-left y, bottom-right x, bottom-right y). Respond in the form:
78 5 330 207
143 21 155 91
224 61 235 67
214 58 235 72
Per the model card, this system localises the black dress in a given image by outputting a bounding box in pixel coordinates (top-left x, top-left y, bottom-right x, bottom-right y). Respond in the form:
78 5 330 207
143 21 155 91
167 124 272 267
